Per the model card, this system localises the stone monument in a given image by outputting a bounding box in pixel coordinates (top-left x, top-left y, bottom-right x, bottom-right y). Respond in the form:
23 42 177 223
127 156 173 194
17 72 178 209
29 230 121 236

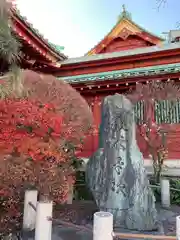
86 94 158 230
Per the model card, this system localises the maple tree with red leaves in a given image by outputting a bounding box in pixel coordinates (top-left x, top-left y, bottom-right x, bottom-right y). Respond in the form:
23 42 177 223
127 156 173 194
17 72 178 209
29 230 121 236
128 80 180 183
0 0 92 237
0 70 93 236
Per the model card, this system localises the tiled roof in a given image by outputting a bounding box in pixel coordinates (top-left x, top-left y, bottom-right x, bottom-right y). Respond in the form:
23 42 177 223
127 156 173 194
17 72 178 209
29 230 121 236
62 42 180 65
50 43 65 53
58 63 180 84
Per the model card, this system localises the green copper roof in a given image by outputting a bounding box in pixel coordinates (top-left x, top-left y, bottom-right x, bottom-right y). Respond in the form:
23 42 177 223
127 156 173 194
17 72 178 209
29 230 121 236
49 43 65 52
58 63 180 84
62 42 180 65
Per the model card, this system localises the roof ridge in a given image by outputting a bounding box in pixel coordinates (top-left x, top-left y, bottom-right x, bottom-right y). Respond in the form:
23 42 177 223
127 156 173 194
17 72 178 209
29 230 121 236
121 16 164 41
86 8 164 56
117 5 164 40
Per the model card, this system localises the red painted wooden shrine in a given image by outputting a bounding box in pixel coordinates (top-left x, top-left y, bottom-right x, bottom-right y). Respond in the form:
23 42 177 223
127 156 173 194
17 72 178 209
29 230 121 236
9 5 180 161
53 6 180 160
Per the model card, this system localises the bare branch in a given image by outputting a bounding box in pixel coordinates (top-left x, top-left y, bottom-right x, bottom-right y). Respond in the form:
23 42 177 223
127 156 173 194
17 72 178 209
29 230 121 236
156 0 167 11
127 80 180 182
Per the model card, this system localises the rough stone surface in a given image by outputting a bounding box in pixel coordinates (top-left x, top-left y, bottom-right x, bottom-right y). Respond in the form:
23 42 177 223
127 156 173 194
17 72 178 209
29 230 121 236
86 94 158 230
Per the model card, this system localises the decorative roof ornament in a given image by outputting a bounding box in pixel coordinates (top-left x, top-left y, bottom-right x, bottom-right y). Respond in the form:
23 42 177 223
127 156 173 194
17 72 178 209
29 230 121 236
118 4 132 21
86 3 163 56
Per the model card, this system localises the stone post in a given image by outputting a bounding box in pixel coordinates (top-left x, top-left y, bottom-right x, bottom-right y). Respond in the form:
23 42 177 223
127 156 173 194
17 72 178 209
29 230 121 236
161 178 170 208
23 190 38 230
176 216 180 240
35 201 53 240
93 211 113 240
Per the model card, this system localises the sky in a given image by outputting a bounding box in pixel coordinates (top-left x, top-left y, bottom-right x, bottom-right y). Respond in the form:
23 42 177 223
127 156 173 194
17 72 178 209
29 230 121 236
15 0 179 58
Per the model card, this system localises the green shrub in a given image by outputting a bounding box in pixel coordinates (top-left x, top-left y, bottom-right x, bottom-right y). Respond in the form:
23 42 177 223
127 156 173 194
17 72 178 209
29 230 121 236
149 177 161 202
73 173 180 205
74 171 93 201
150 177 180 205
170 178 180 205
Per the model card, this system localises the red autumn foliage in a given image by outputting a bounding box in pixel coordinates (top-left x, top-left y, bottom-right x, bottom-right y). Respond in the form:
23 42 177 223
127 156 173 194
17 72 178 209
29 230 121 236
0 70 93 155
0 99 63 159
0 70 93 236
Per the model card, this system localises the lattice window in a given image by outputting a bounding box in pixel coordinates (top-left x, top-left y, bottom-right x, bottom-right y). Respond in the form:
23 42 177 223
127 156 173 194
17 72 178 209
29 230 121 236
155 100 180 124
134 101 144 124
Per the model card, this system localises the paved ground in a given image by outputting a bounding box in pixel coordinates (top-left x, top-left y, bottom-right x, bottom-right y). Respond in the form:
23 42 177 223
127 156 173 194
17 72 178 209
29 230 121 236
112 203 179 240
160 204 180 236
22 227 92 240
18 202 180 240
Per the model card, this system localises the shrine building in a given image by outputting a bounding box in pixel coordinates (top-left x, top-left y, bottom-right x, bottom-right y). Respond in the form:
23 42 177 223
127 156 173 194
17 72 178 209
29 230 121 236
8 5 180 167
53 6 180 167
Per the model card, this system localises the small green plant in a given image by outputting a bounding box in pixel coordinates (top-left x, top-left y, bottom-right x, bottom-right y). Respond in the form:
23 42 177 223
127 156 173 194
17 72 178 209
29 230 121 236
170 178 180 205
150 177 180 205
74 171 93 201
